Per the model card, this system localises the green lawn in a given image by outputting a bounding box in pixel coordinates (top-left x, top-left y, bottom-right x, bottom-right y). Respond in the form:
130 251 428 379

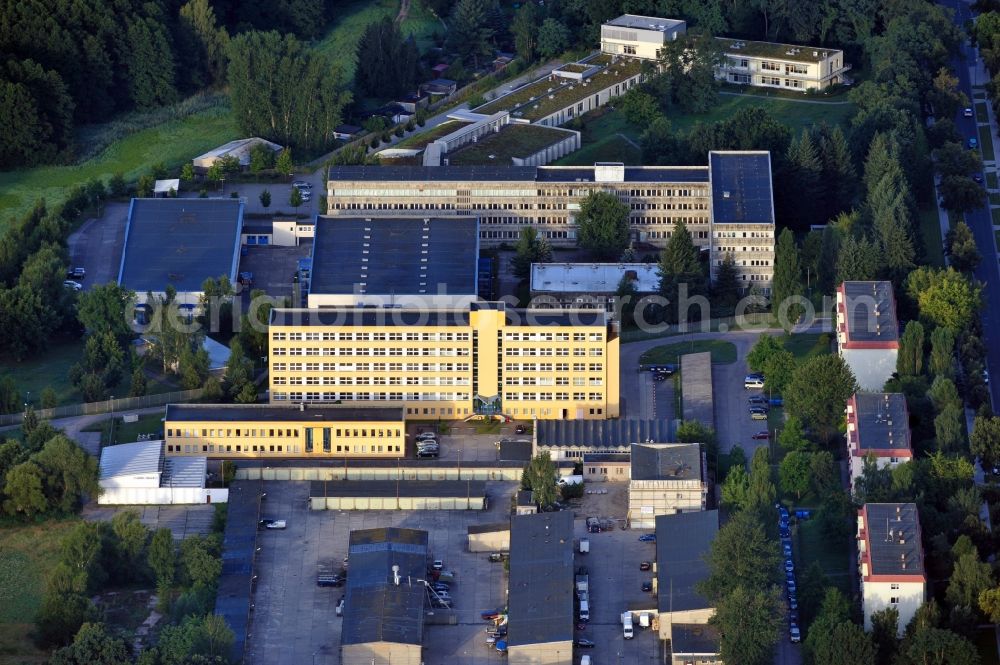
0 338 85 410
0 104 237 230
554 133 642 166
988 172 999 190
974 628 1000 665
978 103 990 124
992 193 1000 206
82 413 165 446
312 0 443 80
393 120 468 149
0 519 81 663
793 518 851 595
782 332 833 361
980 125 996 162
918 204 945 267
639 340 738 365
670 94 856 135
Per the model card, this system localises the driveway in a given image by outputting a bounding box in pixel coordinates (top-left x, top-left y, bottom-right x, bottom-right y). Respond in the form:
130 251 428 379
68 201 130 289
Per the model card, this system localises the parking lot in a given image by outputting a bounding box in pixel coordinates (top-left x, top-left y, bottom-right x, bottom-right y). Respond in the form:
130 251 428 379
237 242 313 306
245 479 518 665
68 201 130 290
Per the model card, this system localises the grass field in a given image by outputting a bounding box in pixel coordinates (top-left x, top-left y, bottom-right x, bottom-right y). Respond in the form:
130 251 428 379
974 627 1000 665
0 519 80 663
312 0 443 80
0 338 85 409
980 124 996 162
0 104 238 231
555 132 642 166
978 102 990 124
639 340 737 365
918 204 945 267
81 413 165 446
671 93 855 135
794 518 851 595
989 172 999 190
783 332 833 360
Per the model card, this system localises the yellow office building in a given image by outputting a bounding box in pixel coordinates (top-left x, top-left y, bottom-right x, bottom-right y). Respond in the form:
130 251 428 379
164 403 406 459
268 303 620 420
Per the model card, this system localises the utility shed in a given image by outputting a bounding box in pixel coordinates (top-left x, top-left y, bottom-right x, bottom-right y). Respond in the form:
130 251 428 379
655 510 719 640
309 480 487 510
118 198 244 306
628 443 706 528
680 352 714 430
467 522 511 552
507 511 574 665
341 527 428 665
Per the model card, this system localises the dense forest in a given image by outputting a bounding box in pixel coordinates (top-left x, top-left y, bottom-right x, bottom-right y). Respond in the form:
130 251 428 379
0 0 338 168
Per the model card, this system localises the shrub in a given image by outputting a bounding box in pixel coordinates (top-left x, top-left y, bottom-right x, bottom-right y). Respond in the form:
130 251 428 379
394 126 404 138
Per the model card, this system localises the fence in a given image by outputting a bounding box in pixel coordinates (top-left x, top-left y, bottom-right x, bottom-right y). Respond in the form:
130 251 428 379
0 388 204 426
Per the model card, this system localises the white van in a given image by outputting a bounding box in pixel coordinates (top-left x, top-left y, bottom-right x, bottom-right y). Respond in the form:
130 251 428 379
579 599 590 621
622 612 634 639
744 377 765 389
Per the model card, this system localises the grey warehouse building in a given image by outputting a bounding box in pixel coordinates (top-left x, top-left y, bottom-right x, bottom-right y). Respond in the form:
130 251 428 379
534 419 674 460
118 198 244 306
507 511 575 665
309 479 487 510
307 216 480 308
341 527 429 665
655 510 719 641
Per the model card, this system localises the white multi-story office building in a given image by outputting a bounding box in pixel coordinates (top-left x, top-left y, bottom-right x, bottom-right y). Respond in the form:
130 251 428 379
600 15 687 60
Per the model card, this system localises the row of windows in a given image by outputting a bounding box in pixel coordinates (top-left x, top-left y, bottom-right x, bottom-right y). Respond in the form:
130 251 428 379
272 392 468 401
332 187 711 200
504 332 603 341
716 246 772 256
503 362 603 372
505 377 603 386
509 407 603 416
167 443 401 454
503 392 604 401
505 347 603 356
716 230 773 239
274 376 471 386
629 202 708 211
272 362 470 372
272 331 470 341
166 427 401 438
272 347 471 357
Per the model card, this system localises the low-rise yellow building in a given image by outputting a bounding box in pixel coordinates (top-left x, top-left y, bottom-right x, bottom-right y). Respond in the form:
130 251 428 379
268 302 620 420
164 403 405 459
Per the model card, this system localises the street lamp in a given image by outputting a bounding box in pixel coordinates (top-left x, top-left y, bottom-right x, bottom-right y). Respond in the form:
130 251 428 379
109 395 115 445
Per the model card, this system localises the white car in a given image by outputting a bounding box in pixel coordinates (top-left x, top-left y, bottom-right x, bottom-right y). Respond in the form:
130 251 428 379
265 519 287 529
964 107 974 117
63 280 83 291
416 432 437 441
292 180 312 189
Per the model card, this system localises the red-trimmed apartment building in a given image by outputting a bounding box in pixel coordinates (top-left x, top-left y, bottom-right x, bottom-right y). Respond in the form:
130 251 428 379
857 503 925 636
836 281 900 391
846 393 913 489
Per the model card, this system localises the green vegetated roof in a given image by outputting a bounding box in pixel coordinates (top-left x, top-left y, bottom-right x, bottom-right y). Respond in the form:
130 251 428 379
558 63 593 73
447 124 573 165
393 120 472 149
717 37 842 64
477 57 644 121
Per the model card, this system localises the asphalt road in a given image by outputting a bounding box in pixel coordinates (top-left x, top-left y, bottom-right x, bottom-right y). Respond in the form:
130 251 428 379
945 0 1000 412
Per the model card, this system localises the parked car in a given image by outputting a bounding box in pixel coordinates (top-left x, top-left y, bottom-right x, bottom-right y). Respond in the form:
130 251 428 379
785 559 794 572
292 180 312 189
641 581 653 592
577 565 589 576
481 609 503 620
66 267 86 280
515 424 527 434
745 377 766 389
489 552 506 562
576 638 595 648
417 450 439 458
751 430 770 440
790 623 801 643
638 534 656 542
653 372 668 382
432 583 450 592
965 107 974 117
259 519 286 529
239 271 254 286
969 137 979 149
317 574 342 587
431 560 444 571
639 561 652 571
747 395 769 406
973 173 984 184
788 595 799 610
581 656 592 665
416 431 437 441
749 408 768 421
783 543 792 557
63 280 83 291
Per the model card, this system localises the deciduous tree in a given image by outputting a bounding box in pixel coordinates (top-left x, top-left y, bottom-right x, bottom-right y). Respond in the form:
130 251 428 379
779 451 811 500
946 221 981 273
897 320 925 376
785 355 858 442
510 227 552 280
709 585 782 665
575 191 630 260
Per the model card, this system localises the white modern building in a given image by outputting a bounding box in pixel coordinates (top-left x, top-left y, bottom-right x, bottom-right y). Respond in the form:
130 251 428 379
716 38 850 91
836 281 899 391
98 439 226 505
846 393 913 489
192 137 282 172
530 263 660 315
600 15 687 60
857 503 925 636
628 443 707 528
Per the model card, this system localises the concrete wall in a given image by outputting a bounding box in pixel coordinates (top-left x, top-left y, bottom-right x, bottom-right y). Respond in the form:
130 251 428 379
508 639 573 665
862 580 923 636
98 486 228 505
583 461 630 482
342 642 421 665
628 480 706 528
468 529 511 552
512 130 582 167
234 465 524 482
841 348 897 392
310 495 485 510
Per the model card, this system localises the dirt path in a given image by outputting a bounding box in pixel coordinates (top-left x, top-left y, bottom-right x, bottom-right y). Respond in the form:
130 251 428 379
395 0 410 24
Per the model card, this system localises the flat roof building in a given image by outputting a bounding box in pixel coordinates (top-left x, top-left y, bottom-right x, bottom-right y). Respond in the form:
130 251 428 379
530 263 660 315
307 216 479 308
507 511 574 665
680 352 714 431
98 439 226 504
717 37 850 91
655 510 719 640
857 503 925 636
600 15 687 60
535 419 673 459
341 527 428 665
118 198 244 305
846 393 913 488
837 281 900 391
164 403 406 459
309 479 487 510
629 443 707 528
268 302 620 421
327 155 775 292
670 624 721 665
